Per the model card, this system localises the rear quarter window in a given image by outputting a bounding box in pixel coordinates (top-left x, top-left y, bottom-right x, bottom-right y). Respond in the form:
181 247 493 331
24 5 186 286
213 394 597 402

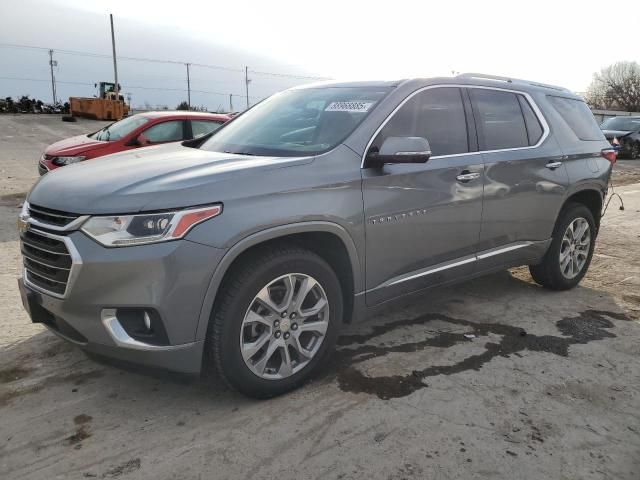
547 96 604 141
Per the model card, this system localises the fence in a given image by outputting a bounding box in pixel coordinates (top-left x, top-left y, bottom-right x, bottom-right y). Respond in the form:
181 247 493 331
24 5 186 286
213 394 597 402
592 109 640 124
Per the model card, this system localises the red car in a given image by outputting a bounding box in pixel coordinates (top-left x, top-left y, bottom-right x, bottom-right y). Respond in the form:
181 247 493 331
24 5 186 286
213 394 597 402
39 111 231 174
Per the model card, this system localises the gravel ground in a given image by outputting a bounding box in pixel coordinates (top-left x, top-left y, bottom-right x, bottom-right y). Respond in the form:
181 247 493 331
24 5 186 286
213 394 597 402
0 114 639 480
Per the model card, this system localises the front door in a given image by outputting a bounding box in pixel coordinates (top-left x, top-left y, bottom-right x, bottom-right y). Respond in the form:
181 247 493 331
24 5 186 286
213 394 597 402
362 86 484 305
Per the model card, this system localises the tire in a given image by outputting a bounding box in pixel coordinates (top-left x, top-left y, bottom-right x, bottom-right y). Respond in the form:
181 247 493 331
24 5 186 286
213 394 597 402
206 245 343 398
61 115 77 122
529 202 596 290
629 141 640 160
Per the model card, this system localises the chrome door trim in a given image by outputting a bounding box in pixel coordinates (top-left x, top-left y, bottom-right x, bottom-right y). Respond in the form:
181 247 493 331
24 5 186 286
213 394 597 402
367 240 542 292
360 84 551 168
475 241 534 259
384 256 476 288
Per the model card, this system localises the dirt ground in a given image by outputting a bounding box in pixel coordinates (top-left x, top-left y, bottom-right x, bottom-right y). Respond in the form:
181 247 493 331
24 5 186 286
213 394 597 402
1 114 639 480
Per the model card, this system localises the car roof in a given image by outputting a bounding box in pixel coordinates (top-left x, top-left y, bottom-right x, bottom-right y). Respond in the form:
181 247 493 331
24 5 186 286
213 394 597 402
137 111 231 120
295 74 582 100
293 80 402 89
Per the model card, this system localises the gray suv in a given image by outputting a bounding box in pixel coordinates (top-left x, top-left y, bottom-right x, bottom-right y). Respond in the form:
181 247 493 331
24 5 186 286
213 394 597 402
18 73 616 397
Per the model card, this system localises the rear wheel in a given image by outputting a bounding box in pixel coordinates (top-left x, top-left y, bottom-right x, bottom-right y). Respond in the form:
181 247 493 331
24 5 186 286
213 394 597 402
529 203 596 290
206 245 342 398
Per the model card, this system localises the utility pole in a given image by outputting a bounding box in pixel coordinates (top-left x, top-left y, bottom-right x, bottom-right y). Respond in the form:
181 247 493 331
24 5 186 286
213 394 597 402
109 14 119 100
229 94 233 112
244 66 251 110
48 49 57 105
185 63 191 108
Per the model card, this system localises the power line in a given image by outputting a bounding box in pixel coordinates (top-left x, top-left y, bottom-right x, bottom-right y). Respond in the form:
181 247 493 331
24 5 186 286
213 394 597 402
0 75 263 99
0 42 331 80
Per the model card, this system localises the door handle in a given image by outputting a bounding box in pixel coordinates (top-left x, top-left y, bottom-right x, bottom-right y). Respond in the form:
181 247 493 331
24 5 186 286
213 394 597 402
545 161 563 170
456 171 480 183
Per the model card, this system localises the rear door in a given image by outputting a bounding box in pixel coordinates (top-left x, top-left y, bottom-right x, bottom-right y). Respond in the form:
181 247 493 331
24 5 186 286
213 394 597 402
469 88 569 270
362 86 484 305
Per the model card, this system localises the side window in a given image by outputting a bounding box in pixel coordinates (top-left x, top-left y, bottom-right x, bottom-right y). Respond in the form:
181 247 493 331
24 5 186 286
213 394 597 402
547 96 604 141
142 121 185 143
371 87 469 157
192 120 223 139
517 95 543 145
470 89 528 150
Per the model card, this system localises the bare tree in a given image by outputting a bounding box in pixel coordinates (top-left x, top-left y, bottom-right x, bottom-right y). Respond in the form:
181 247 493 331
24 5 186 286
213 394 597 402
585 61 640 111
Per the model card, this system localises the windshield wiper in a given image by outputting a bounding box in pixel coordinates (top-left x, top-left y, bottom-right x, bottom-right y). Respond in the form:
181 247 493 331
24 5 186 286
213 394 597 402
224 150 258 156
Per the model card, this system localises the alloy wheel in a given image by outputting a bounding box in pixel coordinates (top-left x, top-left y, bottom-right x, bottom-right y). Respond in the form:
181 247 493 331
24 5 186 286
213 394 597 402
239 273 329 380
559 217 591 279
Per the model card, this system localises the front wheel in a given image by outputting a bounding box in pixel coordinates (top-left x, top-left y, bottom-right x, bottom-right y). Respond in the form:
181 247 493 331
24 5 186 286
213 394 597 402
529 203 596 290
206 245 343 398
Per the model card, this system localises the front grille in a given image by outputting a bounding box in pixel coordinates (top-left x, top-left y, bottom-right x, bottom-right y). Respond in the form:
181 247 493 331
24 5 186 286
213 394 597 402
21 229 72 296
28 203 80 228
38 162 49 176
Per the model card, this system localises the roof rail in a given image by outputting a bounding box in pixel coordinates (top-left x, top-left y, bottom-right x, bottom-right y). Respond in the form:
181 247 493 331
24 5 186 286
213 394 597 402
456 73 571 93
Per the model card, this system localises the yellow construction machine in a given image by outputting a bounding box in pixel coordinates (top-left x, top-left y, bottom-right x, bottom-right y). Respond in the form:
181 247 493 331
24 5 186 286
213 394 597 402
69 82 129 120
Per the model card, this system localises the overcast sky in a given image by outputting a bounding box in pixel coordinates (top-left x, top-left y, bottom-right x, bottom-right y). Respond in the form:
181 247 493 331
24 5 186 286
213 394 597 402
1 0 637 110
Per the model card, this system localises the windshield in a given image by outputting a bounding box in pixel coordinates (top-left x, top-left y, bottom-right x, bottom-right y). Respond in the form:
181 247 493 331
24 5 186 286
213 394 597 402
200 86 392 157
600 117 640 132
89 115 150 141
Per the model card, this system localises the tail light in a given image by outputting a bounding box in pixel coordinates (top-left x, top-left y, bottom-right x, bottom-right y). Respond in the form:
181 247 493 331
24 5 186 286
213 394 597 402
601 148 617 165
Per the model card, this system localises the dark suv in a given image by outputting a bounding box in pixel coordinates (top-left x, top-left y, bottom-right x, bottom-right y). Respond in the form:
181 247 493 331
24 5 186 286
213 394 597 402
18 73 616 398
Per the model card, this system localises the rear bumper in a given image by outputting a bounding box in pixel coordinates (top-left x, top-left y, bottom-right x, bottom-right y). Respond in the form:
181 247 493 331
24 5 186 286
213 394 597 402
18 233 226 374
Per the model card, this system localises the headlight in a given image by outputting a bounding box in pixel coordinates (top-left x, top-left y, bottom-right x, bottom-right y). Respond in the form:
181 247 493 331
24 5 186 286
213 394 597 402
52 156 86 166
81 204 222 247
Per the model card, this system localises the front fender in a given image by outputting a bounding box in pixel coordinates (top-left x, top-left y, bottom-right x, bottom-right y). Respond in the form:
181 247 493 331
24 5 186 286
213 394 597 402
193 221 363 342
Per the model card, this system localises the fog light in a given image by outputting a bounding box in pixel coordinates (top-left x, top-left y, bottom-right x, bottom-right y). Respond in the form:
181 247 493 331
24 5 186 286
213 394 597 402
115 308 169 346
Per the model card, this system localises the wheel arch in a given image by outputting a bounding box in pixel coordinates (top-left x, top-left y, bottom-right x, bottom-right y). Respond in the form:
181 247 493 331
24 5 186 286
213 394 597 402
561 186 604 232
194 222 362 342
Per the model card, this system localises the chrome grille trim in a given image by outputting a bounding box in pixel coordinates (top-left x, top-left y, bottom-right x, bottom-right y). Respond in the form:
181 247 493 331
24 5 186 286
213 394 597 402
21 240 71 257
25 268 67 284
29 205 79 220
22 227 82 299
22 254 71 271
26 203 89 232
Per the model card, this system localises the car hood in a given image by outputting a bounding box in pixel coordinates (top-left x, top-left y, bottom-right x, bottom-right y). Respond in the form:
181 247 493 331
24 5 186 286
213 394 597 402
602 129 632 139
44 134 110 156
28 144 312 214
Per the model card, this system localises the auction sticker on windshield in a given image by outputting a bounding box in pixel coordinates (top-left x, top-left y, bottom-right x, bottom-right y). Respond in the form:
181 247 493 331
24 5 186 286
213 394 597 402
325 101 375 113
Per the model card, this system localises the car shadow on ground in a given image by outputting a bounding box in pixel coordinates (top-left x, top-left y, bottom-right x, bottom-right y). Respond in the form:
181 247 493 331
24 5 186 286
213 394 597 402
1 268 633 411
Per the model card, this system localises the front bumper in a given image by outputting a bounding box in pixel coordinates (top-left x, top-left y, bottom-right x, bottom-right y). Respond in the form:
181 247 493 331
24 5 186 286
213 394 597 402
38 154 60 175
18 232 225 374
38 160 50 176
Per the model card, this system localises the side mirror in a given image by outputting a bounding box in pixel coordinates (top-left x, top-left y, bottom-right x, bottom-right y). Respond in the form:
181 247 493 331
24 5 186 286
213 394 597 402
365 136 431 167
126 134 150 147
